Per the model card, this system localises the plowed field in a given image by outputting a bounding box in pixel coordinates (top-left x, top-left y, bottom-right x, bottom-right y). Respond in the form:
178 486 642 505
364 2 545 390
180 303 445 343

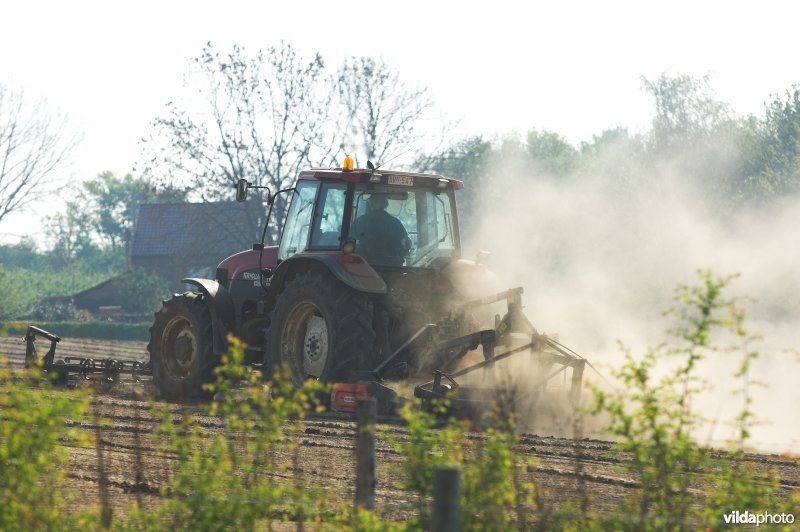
1 335 798 523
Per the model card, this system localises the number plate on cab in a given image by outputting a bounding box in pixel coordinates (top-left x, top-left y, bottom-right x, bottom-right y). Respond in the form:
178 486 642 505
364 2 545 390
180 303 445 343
388 175 414 186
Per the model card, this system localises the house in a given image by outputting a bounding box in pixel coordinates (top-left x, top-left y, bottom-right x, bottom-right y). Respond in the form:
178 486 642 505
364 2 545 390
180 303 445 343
43 275 131 317
131 199 262 289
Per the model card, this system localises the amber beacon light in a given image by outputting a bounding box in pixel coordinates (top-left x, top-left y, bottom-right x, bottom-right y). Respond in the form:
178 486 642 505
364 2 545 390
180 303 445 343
342 156 355 171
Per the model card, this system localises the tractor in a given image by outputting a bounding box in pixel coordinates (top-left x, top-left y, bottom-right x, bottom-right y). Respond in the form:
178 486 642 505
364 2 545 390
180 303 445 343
148 159 586 416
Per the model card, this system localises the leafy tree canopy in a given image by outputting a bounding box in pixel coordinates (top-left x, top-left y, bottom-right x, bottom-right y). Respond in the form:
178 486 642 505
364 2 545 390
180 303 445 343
79 171 186 250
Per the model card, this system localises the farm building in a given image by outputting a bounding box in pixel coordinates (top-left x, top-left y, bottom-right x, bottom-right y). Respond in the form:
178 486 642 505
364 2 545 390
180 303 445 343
42 275 132 318
131 199 262 289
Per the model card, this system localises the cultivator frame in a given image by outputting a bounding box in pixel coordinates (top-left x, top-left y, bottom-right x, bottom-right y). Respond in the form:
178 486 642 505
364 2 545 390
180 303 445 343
337 286 588 418
407 286 587 417
412 337 587 419
24 325 151 385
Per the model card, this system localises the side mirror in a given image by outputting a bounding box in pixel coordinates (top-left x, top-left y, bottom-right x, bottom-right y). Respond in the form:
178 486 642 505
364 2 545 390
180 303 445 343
235 179 249 202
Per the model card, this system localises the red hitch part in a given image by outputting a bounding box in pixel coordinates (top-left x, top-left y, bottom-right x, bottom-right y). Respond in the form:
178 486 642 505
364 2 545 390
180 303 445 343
331 383 369 412
330 381 400 415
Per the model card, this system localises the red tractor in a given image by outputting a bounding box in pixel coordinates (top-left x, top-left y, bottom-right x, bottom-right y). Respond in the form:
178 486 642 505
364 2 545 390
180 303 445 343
148 161 586 412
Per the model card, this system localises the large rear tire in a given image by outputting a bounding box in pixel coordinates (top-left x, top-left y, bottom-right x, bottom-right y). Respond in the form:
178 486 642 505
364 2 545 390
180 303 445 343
266 271 376 386
148 293 217 399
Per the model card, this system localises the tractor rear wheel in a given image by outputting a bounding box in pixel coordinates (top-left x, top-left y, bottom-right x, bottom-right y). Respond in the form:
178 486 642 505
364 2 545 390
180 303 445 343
266 271 376 386
148 292 217 399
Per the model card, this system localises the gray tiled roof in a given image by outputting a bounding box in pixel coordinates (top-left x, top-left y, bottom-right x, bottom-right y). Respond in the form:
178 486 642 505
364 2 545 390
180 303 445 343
131 201 261 257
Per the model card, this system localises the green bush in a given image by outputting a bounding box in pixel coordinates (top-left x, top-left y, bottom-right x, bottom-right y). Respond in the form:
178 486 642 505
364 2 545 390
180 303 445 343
392 401 465 528
591 270 799 530
123 337 329 530
461 418 534 531
0 265 27 320
117 268 170 315
0 266 118 320
0 361 92 529
392 400 537 531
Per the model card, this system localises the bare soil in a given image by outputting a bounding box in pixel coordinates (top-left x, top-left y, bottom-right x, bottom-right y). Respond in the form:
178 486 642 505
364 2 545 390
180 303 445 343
1 335 798 523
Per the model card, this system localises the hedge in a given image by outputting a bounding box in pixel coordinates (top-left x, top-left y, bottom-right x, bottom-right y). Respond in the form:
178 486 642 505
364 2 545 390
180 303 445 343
1 321 151 341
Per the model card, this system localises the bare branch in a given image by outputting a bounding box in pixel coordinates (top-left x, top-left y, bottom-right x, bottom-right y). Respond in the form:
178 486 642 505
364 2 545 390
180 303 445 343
0 82 81 224
336 57 433 166
139 45 435 244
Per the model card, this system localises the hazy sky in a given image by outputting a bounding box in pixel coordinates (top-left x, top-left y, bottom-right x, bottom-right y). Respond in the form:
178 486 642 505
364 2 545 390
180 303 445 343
1 0 799 242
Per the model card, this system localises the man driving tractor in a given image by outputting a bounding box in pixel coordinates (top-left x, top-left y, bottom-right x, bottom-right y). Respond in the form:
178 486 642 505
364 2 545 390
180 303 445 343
353 194 411 266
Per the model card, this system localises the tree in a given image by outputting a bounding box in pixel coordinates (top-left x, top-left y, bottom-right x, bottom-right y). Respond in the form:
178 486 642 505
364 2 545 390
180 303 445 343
640 73 748 207
145 44 438 245
0 82 80 224
337 57 432 165
641 73 730 154
0 238 41 270
579 128 648 187
414 135 493 235
118 267 170 314
415 135 492 182
44 202 94 269
742 86 800 197
43 201 100 291
79 171 186 250
143 42 338 243
525 129 579 176
0 265 26 320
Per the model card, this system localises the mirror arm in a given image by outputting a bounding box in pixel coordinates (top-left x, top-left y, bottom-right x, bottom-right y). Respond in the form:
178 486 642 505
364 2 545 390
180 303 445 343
234 178 272 202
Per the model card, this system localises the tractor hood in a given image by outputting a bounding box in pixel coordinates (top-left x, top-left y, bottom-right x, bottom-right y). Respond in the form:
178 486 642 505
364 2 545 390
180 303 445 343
216 247 279 285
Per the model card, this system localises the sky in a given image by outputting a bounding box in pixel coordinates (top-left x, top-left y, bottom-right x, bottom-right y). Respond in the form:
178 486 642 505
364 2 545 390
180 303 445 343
1 0 799 242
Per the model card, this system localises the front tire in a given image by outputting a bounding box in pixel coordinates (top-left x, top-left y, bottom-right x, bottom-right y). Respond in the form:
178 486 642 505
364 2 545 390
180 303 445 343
148 292 216 399
266 271 376 386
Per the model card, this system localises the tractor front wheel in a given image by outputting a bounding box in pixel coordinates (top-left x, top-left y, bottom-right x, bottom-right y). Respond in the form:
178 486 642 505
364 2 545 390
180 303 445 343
266 271 376 386
148 293 217 399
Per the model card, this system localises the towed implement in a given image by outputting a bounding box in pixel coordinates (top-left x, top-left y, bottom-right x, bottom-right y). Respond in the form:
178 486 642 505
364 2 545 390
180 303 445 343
143 159 590 419
23 326 150 386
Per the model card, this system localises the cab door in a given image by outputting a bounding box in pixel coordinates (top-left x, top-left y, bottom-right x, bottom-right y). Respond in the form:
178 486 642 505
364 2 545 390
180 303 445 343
278 180 320 261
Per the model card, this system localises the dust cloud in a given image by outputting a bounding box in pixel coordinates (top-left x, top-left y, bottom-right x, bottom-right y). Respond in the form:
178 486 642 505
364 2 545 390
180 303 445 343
460 148 800 453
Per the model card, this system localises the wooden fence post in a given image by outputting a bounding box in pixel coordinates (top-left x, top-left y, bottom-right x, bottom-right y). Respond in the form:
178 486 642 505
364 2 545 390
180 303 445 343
355 396 377 510
431 466 461 532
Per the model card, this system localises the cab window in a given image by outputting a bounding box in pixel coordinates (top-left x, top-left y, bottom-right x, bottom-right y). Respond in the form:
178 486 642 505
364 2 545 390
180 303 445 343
278 180 319 261
349 184 456 267
309 182 348 248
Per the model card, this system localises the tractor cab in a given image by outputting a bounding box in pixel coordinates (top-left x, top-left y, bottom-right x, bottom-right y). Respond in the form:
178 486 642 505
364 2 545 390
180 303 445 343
275 168 461 270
